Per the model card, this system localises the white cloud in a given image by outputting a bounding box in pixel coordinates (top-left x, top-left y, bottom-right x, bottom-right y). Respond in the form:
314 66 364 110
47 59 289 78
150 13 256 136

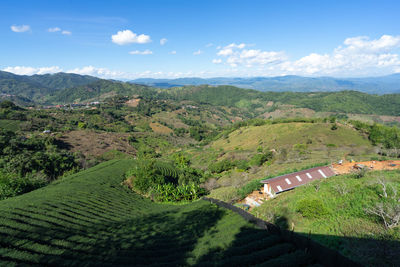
48 27 71 35
212 59 222 64
160 38 167 45
206 43 214 47
3 66 62 75
111 29 151 45
214 35 400 76
281 35 400 75
48 27 61 32
129 49 153 55
66 66 125 78
169 50 177 54
193 50 203 55
216 43 286 67
10 25 30 33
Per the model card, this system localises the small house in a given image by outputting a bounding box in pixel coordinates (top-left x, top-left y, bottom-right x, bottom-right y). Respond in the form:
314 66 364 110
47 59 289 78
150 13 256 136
261 166 336 198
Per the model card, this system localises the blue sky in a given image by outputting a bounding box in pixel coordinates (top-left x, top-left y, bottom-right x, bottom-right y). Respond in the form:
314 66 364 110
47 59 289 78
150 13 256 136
1 0 400 79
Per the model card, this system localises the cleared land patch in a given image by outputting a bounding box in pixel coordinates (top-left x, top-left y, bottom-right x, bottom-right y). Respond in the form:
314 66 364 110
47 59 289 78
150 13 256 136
58 130 135 158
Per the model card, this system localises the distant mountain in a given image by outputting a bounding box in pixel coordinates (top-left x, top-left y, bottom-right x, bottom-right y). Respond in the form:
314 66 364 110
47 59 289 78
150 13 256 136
49 79 153 103
29 72 99 90
0 71 99 102
130 74 400 94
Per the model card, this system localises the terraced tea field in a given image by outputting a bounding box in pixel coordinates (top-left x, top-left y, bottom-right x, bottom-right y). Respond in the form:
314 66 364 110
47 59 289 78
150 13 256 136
0 159 317 266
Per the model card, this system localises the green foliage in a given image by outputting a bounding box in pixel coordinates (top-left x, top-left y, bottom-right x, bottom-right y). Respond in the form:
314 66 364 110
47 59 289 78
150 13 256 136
296 198 329 218
0 129 78 199
0 159 313 266
0 171 47 200
209 159 236 173
174 127 188 137
77 121 87 129
163 85 400 116
253 170 400 266
250 151 273 166
152 183 207 202
331 123 338 130
352 121 400 149
126 158 205 201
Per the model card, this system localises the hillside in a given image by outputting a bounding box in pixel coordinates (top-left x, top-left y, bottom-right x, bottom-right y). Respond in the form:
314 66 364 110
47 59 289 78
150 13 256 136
162 85 400 116
131 74 400 94
184 121 376 202
0 159 318 266
29 72 99 90
0 71 99 102
252 170 400 266
49 79 154 103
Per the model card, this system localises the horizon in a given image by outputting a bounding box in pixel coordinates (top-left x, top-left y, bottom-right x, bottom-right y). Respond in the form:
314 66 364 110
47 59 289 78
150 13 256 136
1 0 400 79
3 69 400 81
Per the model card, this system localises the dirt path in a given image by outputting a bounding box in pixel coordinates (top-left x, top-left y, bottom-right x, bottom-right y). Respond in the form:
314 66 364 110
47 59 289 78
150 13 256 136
332 160 400 174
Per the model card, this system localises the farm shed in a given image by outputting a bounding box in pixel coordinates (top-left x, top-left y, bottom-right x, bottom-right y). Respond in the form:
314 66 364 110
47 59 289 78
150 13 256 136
261 166 336 198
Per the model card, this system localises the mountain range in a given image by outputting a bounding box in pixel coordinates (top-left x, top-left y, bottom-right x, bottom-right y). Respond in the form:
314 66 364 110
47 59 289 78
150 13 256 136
131 74 400 94
2 70 400 106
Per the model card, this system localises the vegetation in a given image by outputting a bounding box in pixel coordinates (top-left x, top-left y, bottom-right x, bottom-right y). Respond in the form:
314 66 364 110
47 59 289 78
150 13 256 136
1 72 400 266
252 170 400 266
0 160 316 266
125 156 207 202
0 129 78 199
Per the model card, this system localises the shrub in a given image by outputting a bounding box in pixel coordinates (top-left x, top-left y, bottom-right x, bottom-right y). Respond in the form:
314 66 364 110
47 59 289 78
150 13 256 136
0 171 48 200
209 159 235 173
250 151 273 166
296 198 329 218
152 183 207 202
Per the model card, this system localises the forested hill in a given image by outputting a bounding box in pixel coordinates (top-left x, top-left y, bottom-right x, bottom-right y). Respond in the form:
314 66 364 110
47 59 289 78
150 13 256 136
49 79 155 103
0 71 99 101
1 70 400 116
160 85 400 116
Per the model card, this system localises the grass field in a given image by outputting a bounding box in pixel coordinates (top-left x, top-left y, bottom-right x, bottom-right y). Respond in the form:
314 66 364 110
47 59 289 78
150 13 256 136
252 170 400 266
0 159 316 266
212 122 371 151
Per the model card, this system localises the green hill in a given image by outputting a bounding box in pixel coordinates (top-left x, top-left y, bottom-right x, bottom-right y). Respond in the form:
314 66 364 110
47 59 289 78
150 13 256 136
50 80 154 103
161 85 400 116
0 71 99 102
29 72 99 90
0 159 317 266
252 170 400 266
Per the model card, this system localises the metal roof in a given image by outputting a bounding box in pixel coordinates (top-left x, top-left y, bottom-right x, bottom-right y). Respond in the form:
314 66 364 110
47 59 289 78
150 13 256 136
260 166 336 193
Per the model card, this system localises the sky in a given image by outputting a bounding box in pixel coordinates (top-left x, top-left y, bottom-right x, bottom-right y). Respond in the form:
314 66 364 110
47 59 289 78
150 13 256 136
1 0 400 79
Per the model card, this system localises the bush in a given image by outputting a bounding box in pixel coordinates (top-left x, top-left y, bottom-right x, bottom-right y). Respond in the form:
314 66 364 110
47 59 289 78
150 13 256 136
152 183 207 202
0 171 48 200
209 159 235 173
250 151 273 166
296 198 329 218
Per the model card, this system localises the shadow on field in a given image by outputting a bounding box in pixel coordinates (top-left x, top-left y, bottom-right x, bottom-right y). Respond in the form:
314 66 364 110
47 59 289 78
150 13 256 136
197 199 400 267
0 205 226 266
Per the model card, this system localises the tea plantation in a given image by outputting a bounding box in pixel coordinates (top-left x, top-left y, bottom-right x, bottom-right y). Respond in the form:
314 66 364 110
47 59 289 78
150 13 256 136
0 159 316 266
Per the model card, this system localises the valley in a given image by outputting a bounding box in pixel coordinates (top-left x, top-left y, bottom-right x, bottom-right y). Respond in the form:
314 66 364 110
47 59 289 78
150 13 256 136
0 72 400 266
